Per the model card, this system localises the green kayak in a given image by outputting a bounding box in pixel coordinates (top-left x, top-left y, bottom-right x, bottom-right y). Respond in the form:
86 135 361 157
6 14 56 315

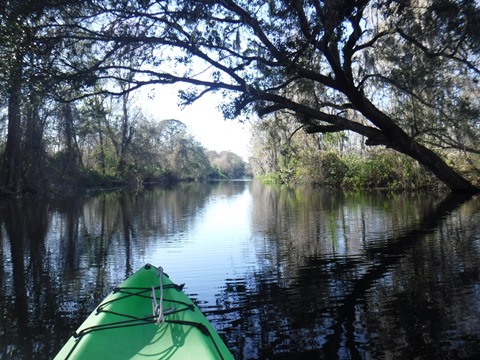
54 264 234 359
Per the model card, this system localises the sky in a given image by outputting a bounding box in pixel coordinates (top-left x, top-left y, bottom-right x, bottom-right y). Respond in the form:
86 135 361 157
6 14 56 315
139 85 252 161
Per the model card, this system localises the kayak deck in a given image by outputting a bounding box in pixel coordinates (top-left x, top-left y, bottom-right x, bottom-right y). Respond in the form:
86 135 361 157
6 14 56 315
55 264 233 359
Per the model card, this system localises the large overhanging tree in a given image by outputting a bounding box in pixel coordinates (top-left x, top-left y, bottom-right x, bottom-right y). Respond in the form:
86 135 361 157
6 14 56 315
57 0 480 192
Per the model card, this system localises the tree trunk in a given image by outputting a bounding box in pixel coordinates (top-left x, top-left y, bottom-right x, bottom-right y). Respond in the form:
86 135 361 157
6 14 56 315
2 57 23 194
23 94 47 193
354 93 479 193
117 92 133 175
96 111 106 175
62 103 83 171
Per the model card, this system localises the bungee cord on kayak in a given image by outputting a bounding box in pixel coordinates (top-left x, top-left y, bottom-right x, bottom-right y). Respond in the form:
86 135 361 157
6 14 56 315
152 266 175 325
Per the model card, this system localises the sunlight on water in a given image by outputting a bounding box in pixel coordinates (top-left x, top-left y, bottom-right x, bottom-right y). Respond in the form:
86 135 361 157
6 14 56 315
152 185 255 302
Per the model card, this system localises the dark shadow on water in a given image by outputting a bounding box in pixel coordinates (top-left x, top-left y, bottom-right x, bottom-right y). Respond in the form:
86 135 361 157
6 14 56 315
320 192 477 359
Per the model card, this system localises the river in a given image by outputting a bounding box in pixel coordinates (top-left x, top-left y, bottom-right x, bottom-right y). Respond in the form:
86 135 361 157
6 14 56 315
1 180 479 359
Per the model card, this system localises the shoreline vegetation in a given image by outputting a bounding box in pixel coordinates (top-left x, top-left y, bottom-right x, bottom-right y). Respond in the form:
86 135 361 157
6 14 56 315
1 113 477 195
44 150 478 194
3 135 477 196
44 148 252 195
254 150 479 193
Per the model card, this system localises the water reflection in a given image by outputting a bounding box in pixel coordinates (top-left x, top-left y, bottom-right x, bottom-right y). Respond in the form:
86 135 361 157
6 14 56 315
218 186 480 359
1 182 479 359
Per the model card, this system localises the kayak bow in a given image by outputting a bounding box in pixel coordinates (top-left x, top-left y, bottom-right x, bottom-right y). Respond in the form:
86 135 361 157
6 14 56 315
54 264 234 359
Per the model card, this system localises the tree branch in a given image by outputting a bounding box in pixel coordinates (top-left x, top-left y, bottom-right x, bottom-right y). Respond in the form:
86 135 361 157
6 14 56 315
396 28 480 75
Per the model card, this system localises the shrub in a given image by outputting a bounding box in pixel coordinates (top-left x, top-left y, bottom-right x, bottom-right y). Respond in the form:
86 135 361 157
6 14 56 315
295 152 348 186
343 152 441 191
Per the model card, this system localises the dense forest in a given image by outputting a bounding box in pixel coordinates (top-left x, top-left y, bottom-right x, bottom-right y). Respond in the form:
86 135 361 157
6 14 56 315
1 0 479 195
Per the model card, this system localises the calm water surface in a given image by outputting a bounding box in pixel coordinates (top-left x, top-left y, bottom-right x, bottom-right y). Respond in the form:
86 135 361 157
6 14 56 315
1 180 479 359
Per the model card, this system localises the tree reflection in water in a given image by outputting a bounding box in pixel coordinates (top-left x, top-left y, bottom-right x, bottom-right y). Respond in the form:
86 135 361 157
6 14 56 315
0 182 479 359
211 186 480 359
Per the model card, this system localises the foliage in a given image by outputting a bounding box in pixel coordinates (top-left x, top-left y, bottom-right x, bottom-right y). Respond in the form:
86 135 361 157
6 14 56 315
208 150 248 179
117 117 213 183
342 153 440 191
258 150 442 191
250 112 442 190
297 152 349 187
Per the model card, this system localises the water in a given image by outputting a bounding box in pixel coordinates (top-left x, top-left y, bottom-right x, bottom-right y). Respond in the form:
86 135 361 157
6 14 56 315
1 181 479 359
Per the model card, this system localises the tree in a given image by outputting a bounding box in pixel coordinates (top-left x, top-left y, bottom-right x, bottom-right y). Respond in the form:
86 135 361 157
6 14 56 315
249 113 301 180
156 119 211 180
81 0 479 192
0 0 30 193
208 150 247 178
128 118 211 182
0 0 92 194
